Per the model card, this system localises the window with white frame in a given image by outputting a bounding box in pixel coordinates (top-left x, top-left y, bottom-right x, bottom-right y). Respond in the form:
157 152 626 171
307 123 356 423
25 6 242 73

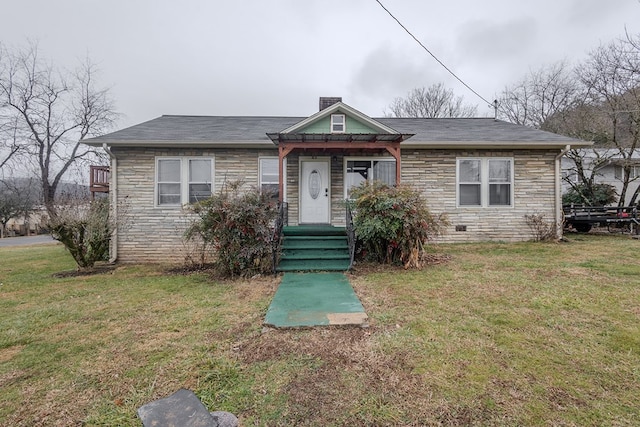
156 157 213 206
614 164 640 180
457 158 513 207
157 158 182 205
331 114 345 133
344 158 396 198
259 157 279 200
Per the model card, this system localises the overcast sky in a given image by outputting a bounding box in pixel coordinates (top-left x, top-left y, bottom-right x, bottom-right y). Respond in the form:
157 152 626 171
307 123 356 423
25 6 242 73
2 0 639 129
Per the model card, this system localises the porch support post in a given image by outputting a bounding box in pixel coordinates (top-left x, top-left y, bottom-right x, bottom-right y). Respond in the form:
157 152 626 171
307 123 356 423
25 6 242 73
278 144 295 202
385 145 402 184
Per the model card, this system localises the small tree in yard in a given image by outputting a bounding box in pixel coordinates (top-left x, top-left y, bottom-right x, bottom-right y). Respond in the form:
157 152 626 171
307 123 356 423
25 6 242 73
348 182 448 269
49 197 111 270
185 181 278 278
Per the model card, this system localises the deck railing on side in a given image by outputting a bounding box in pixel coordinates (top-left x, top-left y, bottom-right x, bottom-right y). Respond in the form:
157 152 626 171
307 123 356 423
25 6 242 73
89 165 110 199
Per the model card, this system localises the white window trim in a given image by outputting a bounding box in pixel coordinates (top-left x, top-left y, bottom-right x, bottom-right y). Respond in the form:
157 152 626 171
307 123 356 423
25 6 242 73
155 156 214 208
456 157 514 208
343 156 396 199
259 156 279 198
331 114 346 133
615 164 640 180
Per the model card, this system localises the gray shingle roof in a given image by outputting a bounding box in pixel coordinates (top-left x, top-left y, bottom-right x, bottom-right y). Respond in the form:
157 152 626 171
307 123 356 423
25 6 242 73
379 117 583 144
83 115 589 148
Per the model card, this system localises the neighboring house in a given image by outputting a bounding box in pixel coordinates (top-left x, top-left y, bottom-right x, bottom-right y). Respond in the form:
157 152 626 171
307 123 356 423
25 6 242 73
561 149 640 205
4 207 48 237
83 98 590 263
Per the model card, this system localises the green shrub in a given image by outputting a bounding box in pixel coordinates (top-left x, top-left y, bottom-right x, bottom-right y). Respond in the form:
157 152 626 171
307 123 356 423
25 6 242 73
49 197 111 269
348 182 448 268
185 181 278 278
562 183 617 206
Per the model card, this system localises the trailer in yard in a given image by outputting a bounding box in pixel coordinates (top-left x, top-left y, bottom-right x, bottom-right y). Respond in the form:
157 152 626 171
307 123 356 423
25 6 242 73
563 205 639 233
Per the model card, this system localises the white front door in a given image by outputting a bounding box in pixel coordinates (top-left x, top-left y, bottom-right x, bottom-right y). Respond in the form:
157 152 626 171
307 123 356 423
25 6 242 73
299 158 331 224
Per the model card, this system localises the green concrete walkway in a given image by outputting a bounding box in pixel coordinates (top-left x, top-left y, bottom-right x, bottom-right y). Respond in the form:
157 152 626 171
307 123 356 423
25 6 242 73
264 272 368 328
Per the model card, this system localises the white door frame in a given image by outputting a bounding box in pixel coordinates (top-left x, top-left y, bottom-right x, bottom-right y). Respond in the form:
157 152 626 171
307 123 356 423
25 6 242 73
299 156 331 224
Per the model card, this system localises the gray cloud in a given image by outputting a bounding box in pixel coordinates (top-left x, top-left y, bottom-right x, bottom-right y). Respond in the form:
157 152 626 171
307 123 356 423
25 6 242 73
1 0 638 126
455 17 538 63
348 44 453 114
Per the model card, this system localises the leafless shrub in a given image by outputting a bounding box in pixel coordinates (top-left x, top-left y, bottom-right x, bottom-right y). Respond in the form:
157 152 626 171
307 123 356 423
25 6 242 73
49 195 129 269
524 213 558 242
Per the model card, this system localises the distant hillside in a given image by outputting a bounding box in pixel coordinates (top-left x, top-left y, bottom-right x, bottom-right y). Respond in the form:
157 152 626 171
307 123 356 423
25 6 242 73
1 178 90 202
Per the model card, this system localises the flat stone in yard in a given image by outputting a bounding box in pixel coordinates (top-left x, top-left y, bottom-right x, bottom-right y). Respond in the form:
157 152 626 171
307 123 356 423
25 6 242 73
137 388 238 427
211 411 239 427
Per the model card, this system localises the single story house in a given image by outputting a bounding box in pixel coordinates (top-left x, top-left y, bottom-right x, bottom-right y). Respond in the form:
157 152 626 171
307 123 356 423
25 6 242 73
83 97 590 263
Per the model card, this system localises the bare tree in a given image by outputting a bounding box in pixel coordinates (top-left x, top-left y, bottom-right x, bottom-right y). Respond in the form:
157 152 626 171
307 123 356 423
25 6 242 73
578 34 640 206
499 61 582 130
0 177 38 237
0 118 22 172
498 54 640 206
0 48 22 171
0 42 117 216
498 61 613 200
387 84 477 118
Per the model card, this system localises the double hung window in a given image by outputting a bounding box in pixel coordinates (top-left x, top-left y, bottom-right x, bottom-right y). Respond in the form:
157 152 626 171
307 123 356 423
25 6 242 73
331 114 345 133
156 157 213 206
457 158 513 207
259 157 279 200
614 165 640 180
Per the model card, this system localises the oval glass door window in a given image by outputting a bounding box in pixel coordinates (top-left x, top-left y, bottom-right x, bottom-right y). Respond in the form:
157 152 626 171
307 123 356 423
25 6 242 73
308 170 321 199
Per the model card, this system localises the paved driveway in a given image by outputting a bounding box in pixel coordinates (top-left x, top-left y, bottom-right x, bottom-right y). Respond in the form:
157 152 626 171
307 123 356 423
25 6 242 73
0 235 56 247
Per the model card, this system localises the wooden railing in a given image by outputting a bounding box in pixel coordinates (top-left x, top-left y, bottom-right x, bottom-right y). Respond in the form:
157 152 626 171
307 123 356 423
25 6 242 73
89 165 110 199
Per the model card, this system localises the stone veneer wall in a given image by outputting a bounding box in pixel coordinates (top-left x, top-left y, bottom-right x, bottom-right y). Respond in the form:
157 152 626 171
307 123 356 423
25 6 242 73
114 147 558 263
286 149 557 241
112 146 277 263
402 149 558 243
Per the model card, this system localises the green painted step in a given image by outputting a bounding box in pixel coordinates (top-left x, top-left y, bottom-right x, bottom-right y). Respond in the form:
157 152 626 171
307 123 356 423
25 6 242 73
281 249 349 260
276 259 351 272
283 239 348 250
277 226 351 272
283 225 346 236
285 235 346 240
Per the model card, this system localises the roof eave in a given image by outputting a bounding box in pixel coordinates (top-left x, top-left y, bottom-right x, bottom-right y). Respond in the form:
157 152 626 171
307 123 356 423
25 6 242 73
83 140 276 149
401 140 594 149
266 132 414 144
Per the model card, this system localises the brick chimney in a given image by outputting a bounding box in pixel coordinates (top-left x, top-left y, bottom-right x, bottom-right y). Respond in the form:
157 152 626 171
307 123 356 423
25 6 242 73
319 97 342 111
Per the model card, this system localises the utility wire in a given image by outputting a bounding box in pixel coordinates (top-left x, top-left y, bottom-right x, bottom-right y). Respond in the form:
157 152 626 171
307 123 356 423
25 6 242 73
374 0 494 107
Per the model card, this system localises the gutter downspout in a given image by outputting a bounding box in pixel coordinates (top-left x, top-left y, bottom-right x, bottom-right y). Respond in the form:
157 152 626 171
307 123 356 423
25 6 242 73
555 145 571 239
103 143 118 263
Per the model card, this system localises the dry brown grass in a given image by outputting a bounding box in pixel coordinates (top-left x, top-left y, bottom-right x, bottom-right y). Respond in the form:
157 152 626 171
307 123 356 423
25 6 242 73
1 235 640 426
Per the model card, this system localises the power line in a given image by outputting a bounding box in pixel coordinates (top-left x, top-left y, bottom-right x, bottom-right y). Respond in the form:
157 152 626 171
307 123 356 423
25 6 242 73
374 0 494 107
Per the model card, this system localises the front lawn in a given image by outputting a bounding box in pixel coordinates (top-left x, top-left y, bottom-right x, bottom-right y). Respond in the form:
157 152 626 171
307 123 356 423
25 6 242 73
0 235 639 426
